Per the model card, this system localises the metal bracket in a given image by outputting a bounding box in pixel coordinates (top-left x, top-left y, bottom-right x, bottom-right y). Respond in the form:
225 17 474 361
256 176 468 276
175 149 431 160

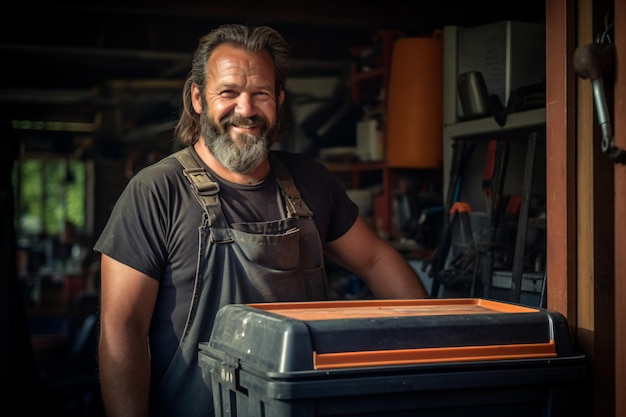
573 42 626 165
590 74 626 164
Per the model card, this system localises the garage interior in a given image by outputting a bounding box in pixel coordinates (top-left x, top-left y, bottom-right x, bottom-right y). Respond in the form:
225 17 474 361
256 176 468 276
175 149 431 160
2 1 624 417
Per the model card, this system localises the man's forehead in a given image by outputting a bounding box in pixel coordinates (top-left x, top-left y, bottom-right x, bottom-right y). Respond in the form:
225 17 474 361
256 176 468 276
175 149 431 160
208 45 275 78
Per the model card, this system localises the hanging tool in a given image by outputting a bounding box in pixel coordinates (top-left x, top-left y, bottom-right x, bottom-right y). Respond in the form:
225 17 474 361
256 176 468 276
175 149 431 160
447 202 476 272
509 132 538 304
424 140 475 297
438 201 482 294
480 139 509 298
573 42 626 164
452 201 484 298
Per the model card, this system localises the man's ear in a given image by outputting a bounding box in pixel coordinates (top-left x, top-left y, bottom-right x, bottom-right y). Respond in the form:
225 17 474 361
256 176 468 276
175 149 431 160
278 89 285 107
191 83 203 114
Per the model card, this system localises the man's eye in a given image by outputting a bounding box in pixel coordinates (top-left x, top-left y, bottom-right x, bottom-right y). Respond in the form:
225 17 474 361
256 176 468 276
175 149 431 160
220 90 238 98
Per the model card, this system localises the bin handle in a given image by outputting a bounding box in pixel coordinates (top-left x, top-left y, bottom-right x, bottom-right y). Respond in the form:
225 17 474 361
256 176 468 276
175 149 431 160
313 341 557 370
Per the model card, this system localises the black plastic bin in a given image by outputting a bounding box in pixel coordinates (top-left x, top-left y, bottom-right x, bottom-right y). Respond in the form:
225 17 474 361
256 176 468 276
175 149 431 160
198 298 586 417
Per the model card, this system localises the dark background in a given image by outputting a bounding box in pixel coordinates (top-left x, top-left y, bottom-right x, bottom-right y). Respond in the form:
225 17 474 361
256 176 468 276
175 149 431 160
1 1 545 141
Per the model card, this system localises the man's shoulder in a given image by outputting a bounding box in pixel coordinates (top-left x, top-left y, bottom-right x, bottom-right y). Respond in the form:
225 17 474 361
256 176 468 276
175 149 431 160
140 151 183 172
129 152 185 187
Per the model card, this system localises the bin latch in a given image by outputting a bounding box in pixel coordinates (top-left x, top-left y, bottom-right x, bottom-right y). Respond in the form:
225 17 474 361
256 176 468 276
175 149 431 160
217 362 243 392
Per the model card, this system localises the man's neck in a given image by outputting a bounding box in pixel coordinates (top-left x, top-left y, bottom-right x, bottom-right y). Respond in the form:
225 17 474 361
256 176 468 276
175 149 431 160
193 140 270 185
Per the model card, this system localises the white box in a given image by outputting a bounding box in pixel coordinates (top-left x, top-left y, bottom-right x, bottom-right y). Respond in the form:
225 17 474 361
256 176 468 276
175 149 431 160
457 20 545 115
356 119 383 161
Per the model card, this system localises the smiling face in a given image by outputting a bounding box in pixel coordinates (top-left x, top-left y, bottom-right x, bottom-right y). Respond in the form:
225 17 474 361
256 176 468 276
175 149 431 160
191 44 285 174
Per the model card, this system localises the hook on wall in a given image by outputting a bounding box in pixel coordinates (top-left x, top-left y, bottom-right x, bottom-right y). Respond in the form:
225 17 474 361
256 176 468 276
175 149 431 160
573 42 626 165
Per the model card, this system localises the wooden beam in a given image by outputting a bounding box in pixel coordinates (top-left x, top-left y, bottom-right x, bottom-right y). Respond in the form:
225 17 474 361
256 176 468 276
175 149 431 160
613 1 626 415
576 0 594 346
545 0 577 320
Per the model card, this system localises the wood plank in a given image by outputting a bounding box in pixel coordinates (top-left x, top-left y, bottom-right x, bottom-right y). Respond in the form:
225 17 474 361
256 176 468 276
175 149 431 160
613 1 626 415
575 0 594 344
546 0 577 320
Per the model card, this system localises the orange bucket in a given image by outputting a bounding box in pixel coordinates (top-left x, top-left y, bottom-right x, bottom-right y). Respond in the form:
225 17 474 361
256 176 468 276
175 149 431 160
385 31 444 168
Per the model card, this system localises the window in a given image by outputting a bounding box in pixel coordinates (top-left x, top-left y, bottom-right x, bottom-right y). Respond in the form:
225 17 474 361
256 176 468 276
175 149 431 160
13 154 96 278
13 158 88 237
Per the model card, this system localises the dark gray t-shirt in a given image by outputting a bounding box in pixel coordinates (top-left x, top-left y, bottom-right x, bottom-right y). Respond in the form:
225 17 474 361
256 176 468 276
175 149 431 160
94 147 358 382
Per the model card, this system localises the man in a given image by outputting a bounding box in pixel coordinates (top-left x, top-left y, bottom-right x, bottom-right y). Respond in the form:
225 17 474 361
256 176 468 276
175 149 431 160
95 24 428 417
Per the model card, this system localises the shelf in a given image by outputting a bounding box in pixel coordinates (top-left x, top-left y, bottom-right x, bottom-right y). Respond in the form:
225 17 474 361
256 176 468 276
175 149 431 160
438 25 548 301
351 67 385 83
324 160 386 191
323 161 385 173
444 108 546 140
346 30 405 239
350 30 403 107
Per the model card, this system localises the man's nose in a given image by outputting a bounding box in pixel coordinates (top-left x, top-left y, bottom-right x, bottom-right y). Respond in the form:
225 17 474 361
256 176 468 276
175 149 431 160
235 94 256 117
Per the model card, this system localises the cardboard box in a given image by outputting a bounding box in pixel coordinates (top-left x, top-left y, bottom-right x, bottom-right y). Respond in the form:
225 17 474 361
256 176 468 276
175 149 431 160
199 298 585 417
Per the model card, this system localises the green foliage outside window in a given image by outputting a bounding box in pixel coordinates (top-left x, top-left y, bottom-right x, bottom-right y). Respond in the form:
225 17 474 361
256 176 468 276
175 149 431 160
13 158 86 237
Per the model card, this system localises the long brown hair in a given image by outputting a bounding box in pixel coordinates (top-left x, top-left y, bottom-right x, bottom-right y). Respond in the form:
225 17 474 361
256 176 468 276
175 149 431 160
173 24 290 146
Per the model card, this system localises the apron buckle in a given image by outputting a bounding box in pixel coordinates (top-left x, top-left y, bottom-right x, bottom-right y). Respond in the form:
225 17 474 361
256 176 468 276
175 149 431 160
183 168 220 196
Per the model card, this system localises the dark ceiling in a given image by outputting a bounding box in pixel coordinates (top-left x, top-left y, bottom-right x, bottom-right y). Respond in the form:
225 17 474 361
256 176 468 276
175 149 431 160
1 1 545 151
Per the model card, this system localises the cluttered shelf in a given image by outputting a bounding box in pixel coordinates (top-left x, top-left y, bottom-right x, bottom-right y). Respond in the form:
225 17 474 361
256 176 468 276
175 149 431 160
444 107 546 140
322 160 385 173
351 67 385 83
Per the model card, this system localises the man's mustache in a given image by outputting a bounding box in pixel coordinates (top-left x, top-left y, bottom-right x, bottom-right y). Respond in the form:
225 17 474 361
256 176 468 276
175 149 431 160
220 114 268 130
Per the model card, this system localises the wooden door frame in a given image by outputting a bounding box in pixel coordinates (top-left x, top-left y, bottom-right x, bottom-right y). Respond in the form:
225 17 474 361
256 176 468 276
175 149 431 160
546 0 624 415
613 1 626 414
545 0 577 321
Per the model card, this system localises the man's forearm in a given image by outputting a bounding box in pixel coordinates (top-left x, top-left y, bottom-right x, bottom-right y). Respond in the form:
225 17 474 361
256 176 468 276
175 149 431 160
365 244 429 299
99 335 151 417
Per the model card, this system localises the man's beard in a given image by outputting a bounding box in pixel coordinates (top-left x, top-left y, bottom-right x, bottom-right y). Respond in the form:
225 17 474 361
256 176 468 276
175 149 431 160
200 110 278 174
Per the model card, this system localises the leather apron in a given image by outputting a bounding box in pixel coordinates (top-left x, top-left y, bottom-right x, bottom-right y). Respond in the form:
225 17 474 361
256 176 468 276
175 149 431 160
150 147 329 417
